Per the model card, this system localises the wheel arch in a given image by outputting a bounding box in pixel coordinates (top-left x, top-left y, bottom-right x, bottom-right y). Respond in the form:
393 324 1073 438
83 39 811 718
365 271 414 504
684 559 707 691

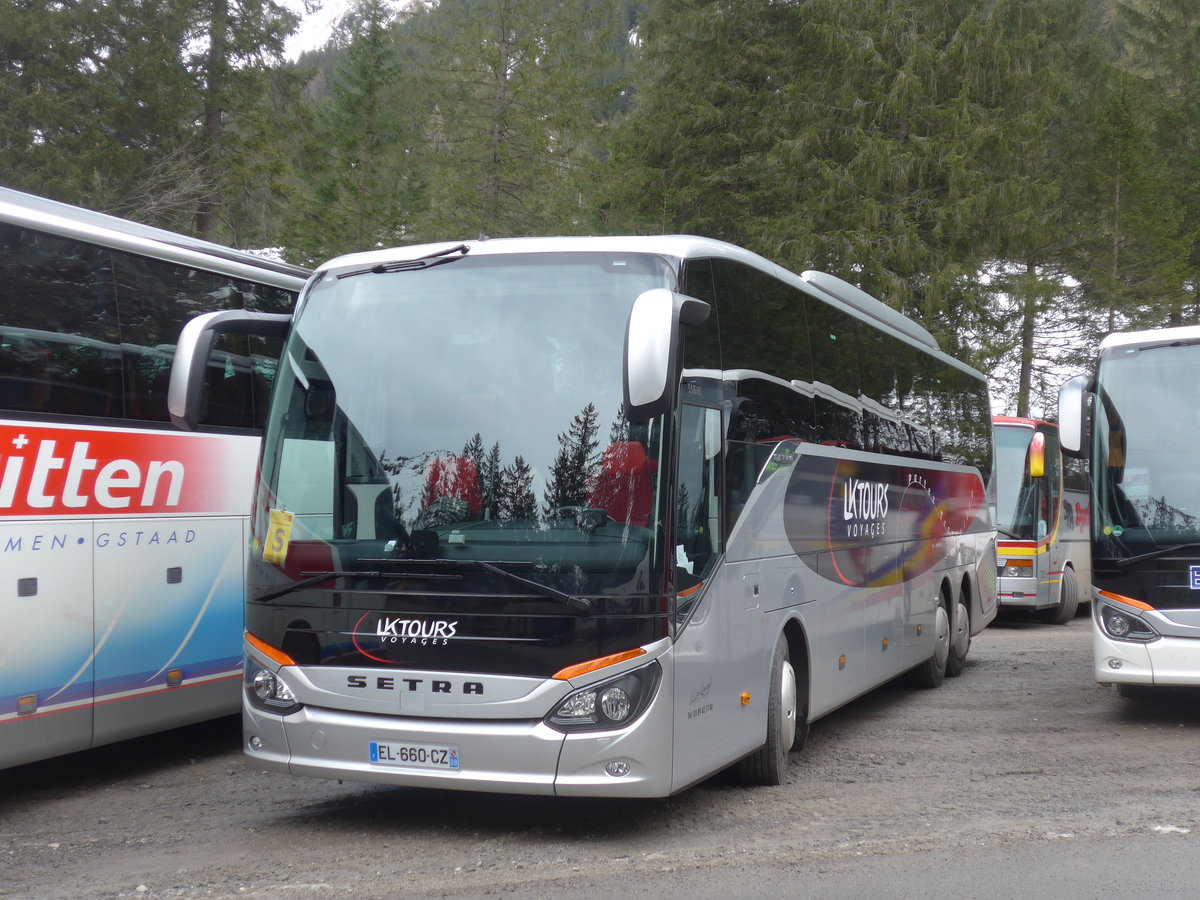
938 575 954 609
780 617 810 723
958 570 974 622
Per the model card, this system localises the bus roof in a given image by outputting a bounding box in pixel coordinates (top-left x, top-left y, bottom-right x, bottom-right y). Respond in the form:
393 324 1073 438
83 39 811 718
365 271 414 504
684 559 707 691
314 235 946 360
0 185 311 290
1099 324 1200 352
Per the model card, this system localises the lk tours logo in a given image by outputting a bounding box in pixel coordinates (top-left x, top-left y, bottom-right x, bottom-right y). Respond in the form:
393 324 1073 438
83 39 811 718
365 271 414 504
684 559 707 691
842 477 889 539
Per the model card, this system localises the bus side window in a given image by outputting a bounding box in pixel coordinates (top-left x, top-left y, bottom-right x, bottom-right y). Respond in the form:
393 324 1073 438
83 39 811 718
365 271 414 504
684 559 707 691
803 298 863 449
676 404 723 582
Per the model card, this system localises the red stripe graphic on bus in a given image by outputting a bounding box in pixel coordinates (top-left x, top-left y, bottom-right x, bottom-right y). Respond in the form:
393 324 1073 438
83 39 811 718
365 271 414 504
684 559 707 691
0 421 257 517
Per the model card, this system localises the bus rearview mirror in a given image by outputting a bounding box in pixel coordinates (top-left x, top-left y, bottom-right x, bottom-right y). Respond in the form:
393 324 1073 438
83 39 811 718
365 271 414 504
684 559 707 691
623 289 710 423
168 309 292 431
1028 431 1046 478
1056 375 1088 457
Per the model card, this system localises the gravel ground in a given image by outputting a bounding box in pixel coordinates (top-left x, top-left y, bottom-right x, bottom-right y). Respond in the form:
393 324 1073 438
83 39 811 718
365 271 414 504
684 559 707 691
3 610 1199 900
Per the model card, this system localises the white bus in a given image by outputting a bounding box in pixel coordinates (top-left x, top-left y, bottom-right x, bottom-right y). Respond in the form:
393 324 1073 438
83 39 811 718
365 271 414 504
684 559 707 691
993 416 1090 623
0 186 310 769
171 236 998 796
1059 325 1200 693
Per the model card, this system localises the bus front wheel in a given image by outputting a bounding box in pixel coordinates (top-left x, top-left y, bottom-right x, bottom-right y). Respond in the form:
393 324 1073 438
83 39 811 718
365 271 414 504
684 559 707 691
737 634 800 786
906 598 949 689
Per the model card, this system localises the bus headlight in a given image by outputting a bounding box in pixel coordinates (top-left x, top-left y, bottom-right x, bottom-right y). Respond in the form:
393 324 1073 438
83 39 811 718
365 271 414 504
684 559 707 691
547 661 661 733
1096 601 1159 643
245 664 302 715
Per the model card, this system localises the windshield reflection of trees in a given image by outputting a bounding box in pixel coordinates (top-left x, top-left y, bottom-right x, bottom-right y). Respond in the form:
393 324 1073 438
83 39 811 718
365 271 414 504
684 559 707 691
377 402 658 537
309 396 662 579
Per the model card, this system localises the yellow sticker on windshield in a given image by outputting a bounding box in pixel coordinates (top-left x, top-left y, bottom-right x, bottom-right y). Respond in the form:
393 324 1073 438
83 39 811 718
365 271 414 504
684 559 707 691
263 509 294 564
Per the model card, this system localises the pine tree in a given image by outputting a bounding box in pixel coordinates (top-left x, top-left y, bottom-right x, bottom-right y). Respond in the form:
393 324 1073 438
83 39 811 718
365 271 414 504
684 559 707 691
189 0 299 242
406 0 627 240
959 0 1095 415
1109 0 1200 324
0 0 298 243
498 454 537 521
0 0 197 217
543 403 600 516
281 0 420 264
484 441 503 520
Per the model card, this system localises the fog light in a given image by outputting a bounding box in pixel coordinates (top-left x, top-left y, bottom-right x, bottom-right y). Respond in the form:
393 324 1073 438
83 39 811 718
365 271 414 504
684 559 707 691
606 760 631 777
248 735 263 751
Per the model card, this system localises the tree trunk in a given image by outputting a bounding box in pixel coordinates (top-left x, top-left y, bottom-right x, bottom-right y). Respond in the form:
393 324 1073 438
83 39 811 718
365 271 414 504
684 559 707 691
195 0 229 241
1016 261 1037 418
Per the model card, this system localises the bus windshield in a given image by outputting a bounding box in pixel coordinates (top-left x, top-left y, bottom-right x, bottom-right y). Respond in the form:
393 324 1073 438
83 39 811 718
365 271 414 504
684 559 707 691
1093 339 1200 558
257 251 674 593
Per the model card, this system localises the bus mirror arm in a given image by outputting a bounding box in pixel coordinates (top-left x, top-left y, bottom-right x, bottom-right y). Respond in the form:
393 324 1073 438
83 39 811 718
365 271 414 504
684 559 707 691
168 309 292 431
622 289 711 423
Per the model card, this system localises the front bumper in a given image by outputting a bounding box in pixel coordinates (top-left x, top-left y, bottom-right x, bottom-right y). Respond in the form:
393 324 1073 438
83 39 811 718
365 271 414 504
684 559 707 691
997 574 1054 610
1093 623 1200 686
242 667 676 798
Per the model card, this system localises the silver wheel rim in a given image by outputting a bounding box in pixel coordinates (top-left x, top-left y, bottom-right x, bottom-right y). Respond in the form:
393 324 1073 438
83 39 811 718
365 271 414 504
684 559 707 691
933 604 950 671
780 659 797 750
952 600 969 659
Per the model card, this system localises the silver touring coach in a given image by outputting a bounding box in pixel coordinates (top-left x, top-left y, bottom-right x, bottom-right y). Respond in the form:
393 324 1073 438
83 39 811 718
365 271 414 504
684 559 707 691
170 235 998 797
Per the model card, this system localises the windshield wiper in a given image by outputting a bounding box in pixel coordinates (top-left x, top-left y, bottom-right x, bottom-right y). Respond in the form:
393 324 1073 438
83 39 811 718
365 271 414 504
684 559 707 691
253 571 463 607
337 243 470 279
475 561 592 613
254 559 592 613
1113 542 1200 568
997 527 1024 540
255 570 381 603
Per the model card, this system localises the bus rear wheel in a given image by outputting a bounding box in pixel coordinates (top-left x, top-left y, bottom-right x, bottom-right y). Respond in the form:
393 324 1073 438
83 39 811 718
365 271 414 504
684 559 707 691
1040 567 1079 625
737 634 802 786
946 592 970 678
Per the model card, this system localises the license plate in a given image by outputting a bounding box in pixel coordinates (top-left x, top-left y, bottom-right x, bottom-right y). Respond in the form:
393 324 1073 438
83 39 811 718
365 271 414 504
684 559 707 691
369 741 460 770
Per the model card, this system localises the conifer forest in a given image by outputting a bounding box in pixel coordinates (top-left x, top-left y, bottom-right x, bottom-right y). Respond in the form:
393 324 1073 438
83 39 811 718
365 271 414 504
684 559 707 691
2 0 1197 416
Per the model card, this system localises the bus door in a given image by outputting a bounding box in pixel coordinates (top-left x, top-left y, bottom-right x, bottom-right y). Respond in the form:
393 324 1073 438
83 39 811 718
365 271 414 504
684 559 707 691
92 516 245 744
0 517 94 767
671 402 759 788
1039 426 1065 596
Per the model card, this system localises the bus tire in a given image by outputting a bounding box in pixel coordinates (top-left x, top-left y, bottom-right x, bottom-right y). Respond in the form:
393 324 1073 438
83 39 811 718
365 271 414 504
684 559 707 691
1040 567 1079 625
906 597 949 689
737 634 798 786
946 591 970 678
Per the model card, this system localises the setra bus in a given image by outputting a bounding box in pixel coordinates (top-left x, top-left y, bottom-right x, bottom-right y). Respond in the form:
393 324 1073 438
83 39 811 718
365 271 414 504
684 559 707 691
993 416 1090 623
0 186 310 768
170 236 998 796
1059 325 1200 693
